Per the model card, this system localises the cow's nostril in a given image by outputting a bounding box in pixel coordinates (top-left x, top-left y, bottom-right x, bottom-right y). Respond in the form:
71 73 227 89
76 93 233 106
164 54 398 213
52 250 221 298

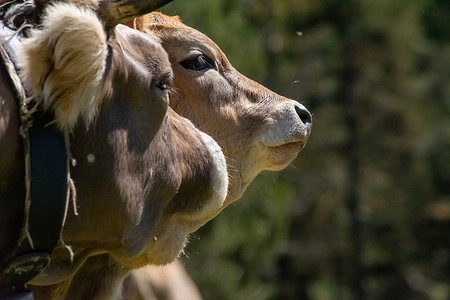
295 105 312 127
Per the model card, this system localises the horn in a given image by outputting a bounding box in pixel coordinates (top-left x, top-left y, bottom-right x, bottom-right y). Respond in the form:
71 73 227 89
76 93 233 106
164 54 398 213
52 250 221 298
97 0 173 27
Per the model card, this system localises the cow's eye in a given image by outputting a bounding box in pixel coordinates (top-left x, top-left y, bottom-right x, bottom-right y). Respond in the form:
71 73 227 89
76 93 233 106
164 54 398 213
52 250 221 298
156 80 167 91
179 55 216 71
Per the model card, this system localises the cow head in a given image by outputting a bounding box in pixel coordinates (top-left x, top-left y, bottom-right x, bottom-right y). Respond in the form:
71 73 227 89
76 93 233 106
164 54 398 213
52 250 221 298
128 13 312 206
14 3 227 295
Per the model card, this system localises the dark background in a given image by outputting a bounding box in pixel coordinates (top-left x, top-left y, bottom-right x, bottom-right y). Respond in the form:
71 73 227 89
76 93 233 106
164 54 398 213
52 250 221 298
161 1 450 299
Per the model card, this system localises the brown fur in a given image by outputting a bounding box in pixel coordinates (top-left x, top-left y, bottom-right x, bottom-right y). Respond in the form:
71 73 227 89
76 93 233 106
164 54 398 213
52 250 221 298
123 13 312 300
123 260 202 300
0 49 26 267
130 12 312 206
1 4 227 299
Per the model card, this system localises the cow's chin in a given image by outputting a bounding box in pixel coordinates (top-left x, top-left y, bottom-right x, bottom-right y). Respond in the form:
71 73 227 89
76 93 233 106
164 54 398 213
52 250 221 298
121 133 228 268
265 141 305 171
121 214 217 268
117 220 190 267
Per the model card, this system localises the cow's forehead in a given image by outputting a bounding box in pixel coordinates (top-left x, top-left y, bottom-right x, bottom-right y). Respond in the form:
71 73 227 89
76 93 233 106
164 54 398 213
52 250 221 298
115 24 173 79
116 24 168 62
146 28 229 72
116 24 161 49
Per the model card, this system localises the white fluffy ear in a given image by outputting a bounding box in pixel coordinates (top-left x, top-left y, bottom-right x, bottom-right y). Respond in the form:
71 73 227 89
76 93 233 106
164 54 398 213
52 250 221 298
19 3 108 130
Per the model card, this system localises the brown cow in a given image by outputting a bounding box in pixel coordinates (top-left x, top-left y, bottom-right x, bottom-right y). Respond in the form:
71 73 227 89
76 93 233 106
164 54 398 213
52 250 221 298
1 2 228 299
123 13 312 299
130 13 312 207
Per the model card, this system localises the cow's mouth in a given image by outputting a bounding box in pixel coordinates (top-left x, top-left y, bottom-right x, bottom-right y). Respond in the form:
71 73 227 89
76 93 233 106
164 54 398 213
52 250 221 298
266 141 306 157
265 141 305 170
270 141 306 152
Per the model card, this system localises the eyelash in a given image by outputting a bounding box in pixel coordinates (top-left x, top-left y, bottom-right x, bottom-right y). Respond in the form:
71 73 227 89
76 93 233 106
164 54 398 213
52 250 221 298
179 55 216 71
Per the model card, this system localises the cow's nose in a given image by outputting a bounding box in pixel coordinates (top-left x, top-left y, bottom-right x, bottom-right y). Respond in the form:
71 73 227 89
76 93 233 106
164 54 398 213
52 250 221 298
294 103 312 129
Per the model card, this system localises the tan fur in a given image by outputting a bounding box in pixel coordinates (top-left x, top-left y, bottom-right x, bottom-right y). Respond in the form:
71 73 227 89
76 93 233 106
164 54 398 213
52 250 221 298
19 3 108 130
123 13 312 300
4 4 228 299
3 4 311 298
130 12 312 206
123 260 202 300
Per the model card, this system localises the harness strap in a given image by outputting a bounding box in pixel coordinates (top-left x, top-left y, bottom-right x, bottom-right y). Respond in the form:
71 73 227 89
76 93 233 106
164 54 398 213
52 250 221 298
0 23 68 288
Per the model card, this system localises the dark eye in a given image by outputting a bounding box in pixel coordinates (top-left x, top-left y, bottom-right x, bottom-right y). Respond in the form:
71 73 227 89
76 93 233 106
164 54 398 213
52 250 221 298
156 81 167 90
179 55 216 71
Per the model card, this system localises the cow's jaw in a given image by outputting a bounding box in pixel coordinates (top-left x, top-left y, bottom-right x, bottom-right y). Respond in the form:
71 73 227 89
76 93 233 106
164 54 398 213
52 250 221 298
117 131 228 267
178 131 228 229
168 131 228 233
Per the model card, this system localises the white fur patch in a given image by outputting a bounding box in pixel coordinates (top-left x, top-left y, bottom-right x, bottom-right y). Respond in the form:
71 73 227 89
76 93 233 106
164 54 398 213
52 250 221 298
198 132 228 216
19 3 108 130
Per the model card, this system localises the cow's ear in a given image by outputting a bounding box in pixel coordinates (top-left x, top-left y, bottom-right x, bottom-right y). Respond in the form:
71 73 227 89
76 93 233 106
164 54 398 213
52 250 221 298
19 3 108 130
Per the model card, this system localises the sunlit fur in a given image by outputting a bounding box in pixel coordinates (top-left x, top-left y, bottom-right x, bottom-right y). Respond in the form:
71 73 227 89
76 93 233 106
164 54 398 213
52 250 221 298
19 3 107 130
122 13 312 299
128 12 312 206
8 4 228 299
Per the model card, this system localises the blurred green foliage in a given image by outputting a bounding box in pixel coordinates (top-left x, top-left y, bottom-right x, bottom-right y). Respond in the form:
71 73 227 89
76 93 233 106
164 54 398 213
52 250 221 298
161 1 450 299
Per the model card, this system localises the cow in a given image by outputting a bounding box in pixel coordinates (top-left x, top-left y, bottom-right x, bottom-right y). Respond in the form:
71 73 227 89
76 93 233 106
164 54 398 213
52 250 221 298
122 12 312 299
0 1 229 299
129 12 312 208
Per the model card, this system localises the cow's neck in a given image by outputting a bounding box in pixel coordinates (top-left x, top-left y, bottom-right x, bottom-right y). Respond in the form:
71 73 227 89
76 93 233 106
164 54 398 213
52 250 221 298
0 24 70 292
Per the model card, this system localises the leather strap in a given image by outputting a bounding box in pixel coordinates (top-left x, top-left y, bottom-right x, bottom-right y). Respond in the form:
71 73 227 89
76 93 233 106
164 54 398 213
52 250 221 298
0 112 68 286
